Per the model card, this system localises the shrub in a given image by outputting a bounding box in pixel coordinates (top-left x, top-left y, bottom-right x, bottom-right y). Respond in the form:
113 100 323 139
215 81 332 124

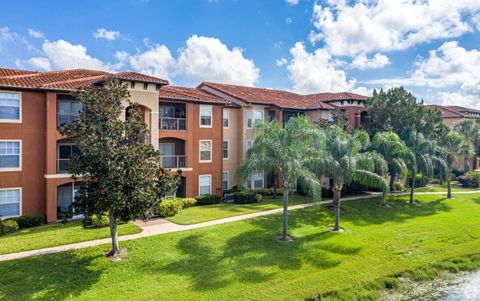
414 174 429 188
178 198 197 208
7 214 45 229
393 182 404 192
233 190 262 204
83 214 110 228
195 194 221 205
465 171 480 188
156 199 183 217
458 175 469 187
0 219 19 235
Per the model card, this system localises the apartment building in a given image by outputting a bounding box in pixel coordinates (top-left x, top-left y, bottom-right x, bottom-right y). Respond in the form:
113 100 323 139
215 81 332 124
427 105 480 127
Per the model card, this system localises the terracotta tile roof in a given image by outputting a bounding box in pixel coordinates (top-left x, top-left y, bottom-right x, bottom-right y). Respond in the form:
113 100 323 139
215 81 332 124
199 82 360 110
427 104 480 118
159 86 229 104
0 68 168 91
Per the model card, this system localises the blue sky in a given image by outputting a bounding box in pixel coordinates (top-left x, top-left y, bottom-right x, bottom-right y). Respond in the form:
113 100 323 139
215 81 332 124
1 0 479 108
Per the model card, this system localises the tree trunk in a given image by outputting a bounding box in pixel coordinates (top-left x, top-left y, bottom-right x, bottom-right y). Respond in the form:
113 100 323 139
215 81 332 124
474 152 479 170
389 173 395 192
439 168 444 186
272 172 277 199
464 156 469 172
447 170 452 199
409 176 415 204
281 185 289 241
108 212 120 256
332 186 342 231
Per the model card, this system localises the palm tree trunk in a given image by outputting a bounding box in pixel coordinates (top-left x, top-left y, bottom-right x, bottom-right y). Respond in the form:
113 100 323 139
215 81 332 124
108 212 119 256
447 169 452 199
474 152 479 170
389 173 395 192
281 185 289 241
332 186 342 231
464 156 469 172
409 176 415 204
272 172 277 199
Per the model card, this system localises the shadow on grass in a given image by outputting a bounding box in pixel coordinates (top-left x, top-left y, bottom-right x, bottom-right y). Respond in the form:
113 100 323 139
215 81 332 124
160 207 361 291
0 252 102 300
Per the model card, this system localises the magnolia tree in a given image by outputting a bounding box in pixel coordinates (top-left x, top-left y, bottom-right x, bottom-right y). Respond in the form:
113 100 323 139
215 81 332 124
60 80 180 257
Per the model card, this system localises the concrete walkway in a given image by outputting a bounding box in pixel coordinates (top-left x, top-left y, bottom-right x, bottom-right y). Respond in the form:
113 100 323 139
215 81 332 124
1 190 479 262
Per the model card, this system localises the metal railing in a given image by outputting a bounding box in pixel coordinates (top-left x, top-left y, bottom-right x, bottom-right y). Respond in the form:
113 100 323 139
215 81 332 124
159 117 186 131
57 158 71 173
161 155 187 168
57 113 79 127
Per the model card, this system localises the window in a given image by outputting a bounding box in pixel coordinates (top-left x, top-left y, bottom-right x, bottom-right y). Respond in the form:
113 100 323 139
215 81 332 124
223 140 229 159
246 171 264 189
253 110 264 125
246 111 252 128
160 106 175 118
0 141 20 171
0 188 21 218
246 140 253 152
223 109 229 128
200 105 212 127
57 143 80 173
155 84 161 91
199 175 211 195
143 83 148 90
222 171 229 190
57 99 83 127
130 82 135 89
57 182 81 220
0 92 21 122
199 140 212 162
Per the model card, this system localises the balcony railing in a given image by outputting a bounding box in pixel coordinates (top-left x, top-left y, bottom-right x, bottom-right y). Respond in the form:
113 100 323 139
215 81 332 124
57 158 71 173
160 117 186 131
57 113 79 127
161 155 187 168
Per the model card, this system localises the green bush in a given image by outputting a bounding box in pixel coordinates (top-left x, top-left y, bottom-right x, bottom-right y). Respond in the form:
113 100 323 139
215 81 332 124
0 219 19 235
233 190 262 204
393 182 404 192
195 194 221 205
465 171 480 188
7 214 45 229
178 198 197 208
156 199 183 217
83 214 110 228
414 174 430 188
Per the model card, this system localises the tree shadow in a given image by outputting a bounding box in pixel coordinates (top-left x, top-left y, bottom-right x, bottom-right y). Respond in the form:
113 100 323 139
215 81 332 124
0 251 102 300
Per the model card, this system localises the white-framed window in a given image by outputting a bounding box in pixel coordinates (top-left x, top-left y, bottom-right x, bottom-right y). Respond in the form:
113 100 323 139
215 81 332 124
199 175 212 195
253 109 264 125
246 140 253 152
223 109 229 128
199 140 212 163
0 91 21 123
0 187 21 218
222 171 229 190
57 99 83 127
0 140 21 171
200 105 212 128
246 110 252 129
246 171 264 189
223 140 229 160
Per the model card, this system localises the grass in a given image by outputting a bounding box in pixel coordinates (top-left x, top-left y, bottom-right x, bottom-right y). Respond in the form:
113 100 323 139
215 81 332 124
0 221 142 255
1 193 480 300
414 181 478 192
166 194 308 225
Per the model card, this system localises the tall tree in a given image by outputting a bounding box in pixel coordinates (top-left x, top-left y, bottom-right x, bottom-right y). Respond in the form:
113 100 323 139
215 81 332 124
237 116 322 241
366 87 444 139
454 119 480 170
312 126 389 231
60 80 180 257
371 132 410 191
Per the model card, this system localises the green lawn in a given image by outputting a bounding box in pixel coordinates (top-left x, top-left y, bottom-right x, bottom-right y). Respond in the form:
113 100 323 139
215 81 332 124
0 221 142 255
414 182 478 192
1 194 480 300
166 194 309 225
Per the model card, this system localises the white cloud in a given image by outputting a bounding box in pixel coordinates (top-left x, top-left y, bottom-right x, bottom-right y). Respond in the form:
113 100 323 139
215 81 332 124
285 17 292 24
0 27 16 43
286 42 356 93
25 57 51 71
311 1 480 56
177 35 259 86
276 57 288 67
0 27 36 53
286 0 299 5
93 28 120 41
350 53 390 70
439 91 479 109
125 44 176 80
28 29 44 39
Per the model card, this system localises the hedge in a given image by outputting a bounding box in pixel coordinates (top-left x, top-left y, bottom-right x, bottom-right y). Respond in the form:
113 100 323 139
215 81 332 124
195 194 221 205
0 219 19 235
156 199 183 217
233 190 262 204
7 214 45 229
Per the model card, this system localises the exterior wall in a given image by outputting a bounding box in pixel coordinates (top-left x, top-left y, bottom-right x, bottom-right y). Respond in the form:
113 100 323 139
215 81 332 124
305 110 330 124
222 107 240 189
159 100 223 197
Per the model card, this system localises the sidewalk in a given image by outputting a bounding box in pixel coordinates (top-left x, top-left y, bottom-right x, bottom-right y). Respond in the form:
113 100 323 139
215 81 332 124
1 190 478 262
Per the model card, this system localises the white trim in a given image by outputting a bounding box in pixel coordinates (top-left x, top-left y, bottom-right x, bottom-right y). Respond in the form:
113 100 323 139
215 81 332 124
0 140 22 172
198 174 212 195
223 109 229 129
0 90 22 123
223 140 229 160
45 174 73 179
0 187 22 219
222 171 229 190
199 139 212 163
167 167 193 172
199 104 213 128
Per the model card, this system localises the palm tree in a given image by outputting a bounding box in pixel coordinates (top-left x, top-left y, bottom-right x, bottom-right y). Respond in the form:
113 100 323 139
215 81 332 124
371 132 410 191
454 119 480 170
237 116 322 241
438 130 472 198
312 126 389 231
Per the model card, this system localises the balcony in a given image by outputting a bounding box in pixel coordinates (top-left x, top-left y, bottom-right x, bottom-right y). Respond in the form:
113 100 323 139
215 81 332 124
160 117 186 131
161 155 187 168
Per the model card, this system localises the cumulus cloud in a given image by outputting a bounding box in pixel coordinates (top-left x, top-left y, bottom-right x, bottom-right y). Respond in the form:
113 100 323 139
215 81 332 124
350 53 390 70
25 57 51 71
310 1 480 57
27 29 44 39
276 57 288 67
93 28 120 41
124 44 176 80
286 0 299 5
177 35 259 86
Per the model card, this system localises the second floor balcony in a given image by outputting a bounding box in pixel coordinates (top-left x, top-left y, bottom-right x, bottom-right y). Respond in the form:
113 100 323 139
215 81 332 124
159 102 187 131
161 155 187 168
160 117 186 131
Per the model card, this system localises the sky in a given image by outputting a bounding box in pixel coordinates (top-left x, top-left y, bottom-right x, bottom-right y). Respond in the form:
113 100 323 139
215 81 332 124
1 0 479 108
